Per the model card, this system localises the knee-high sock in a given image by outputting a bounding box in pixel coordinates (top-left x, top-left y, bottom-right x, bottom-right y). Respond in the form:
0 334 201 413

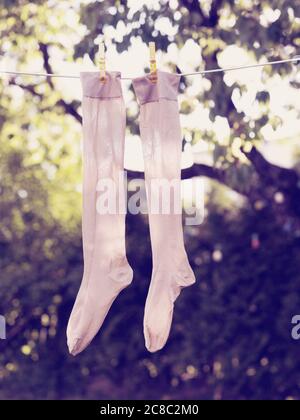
67 72 133 356
133 71 196 353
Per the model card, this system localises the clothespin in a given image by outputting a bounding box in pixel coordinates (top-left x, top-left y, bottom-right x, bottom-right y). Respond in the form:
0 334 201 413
99 41 106 83
149 42 157 84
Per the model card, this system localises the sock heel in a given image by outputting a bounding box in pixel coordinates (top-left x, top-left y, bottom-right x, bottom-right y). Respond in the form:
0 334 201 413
109 256 133 286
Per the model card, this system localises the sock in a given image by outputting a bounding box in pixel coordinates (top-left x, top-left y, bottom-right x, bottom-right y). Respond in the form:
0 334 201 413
67 71 133 356
133 71 196 353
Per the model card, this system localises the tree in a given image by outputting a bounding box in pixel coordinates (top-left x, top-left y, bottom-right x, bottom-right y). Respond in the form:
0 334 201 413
2 0 300 216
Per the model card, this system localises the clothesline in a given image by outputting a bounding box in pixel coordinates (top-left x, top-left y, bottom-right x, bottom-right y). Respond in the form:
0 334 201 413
0 57 299 80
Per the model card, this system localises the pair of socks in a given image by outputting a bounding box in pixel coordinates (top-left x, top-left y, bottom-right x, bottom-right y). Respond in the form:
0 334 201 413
67 70 195 356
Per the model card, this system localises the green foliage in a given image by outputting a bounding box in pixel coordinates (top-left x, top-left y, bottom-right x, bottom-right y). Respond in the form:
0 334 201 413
1 192 300 399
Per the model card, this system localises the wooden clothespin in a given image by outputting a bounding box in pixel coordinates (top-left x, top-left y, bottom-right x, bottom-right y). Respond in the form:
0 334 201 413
99 41 106 83
149 42 157 83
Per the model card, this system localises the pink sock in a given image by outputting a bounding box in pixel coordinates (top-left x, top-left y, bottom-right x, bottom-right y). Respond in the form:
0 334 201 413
67 72 133 356
133 71 196 353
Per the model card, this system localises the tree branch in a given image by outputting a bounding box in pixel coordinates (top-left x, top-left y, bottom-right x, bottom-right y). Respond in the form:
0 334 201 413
39 42 82 124
127 164 251 199
56 99 82 124
180 0 225 27
243 146 299 189
243 145 300 218
39 42 55 89
8 78 83 124
8 80 43 99
128 163 225 183
208 0 225 27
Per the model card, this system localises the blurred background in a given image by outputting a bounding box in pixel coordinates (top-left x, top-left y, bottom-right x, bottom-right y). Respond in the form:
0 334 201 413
1 0 300 400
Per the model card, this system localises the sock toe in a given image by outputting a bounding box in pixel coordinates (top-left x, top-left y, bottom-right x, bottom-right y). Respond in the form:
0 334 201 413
145 330 168 353
144 306 173 353
67 337 82 356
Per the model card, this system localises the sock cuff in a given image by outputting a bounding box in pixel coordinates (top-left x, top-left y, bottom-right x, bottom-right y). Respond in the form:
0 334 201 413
80 71 123 99
132 70 181 105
